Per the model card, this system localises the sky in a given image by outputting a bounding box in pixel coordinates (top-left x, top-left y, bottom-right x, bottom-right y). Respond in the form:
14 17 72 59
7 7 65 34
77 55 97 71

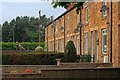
0 0 66 25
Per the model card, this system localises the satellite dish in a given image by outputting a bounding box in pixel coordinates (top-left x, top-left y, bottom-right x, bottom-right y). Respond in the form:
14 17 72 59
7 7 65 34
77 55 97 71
101 5 107 12
77 22 82 28
60 26 64 30
74 28 79 33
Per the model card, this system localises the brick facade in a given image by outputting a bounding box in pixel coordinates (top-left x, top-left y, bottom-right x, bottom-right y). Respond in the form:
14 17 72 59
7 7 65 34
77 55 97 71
45 2 120 67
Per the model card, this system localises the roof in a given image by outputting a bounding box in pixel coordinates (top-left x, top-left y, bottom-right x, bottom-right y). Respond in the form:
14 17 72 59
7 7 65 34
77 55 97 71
45 6 76 28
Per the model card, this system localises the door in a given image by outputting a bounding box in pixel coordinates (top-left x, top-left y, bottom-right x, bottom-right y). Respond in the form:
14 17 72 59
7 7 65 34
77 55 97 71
95 30 98 62
91 31 94 62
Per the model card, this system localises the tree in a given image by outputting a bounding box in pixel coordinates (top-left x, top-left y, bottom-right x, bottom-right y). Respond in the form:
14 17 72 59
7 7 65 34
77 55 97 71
2 15 50 42
2 21 13 42
64 40 77 62
52 2 84 14
0 24 2 42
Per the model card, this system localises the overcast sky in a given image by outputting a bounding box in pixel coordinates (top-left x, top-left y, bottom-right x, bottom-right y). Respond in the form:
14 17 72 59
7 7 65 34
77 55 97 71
0 0 66 25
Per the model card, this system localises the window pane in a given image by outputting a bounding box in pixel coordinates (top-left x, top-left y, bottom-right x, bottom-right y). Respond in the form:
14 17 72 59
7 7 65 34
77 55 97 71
102 29 107 53
86 7 88 23
85 32 88 54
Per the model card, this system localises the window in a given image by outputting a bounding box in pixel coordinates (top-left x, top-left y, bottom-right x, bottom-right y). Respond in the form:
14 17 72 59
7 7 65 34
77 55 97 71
62 18 64 28
67 37 70 42
67 13 70 31
85 4 88 24
102 29 107 54
102 0 107 17
68 13 70 25
52 41 54 51
56 27 58 33
62 39 64 52
104 56 108 63
85 32 89 54
61 18 64 32
76 14 79 26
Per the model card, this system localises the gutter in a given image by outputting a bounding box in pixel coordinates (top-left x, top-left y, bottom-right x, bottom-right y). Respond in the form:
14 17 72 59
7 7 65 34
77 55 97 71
110 1 112 63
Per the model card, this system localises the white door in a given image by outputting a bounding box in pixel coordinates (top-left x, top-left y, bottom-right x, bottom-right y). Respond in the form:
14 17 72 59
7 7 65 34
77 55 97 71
91 31 94 62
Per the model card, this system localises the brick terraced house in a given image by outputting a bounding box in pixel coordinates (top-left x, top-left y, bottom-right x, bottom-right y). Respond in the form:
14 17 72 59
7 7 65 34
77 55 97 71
45 1 120 67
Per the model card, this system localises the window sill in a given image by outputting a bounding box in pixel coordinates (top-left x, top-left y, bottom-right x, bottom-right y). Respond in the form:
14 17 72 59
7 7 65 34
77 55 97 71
101 52 107 56
85 22 88 26
102 16 107 20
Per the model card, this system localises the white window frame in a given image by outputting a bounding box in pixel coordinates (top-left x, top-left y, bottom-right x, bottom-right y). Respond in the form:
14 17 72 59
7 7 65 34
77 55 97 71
76 35 79 53
103 56 108 63
85 4 88 24
68 13 70 25
102 29 107 54
67 37 70 42
61 18 64 32
85 32 89 54
76 14 79 26
61 39 64 52
67 13 70 31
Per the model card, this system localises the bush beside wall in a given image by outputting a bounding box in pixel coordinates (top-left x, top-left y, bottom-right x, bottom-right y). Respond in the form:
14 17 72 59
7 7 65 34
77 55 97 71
1 42 44 50
64 41 77 62
2 52 64 65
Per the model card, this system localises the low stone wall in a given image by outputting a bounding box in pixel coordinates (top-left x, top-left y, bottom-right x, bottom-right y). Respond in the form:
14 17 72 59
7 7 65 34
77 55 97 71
1 63 119 79
60 63 113 68
2 63 113 74
2 67 120 79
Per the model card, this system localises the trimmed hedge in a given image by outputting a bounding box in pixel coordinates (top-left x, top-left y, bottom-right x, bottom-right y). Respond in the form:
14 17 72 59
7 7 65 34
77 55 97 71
2 52 64 65
1 42 44 50
64 40 77 62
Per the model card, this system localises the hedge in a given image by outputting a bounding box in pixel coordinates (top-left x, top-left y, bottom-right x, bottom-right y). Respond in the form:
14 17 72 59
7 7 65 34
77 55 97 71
0 42 44 50
2 52 64 65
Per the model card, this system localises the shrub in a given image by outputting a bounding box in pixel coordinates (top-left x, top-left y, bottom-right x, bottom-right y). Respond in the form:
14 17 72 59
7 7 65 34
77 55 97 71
1 42 16 50
64 40 77 62
2 51 64 65
1 42 44 50
35 46 44 52
84 54 91 62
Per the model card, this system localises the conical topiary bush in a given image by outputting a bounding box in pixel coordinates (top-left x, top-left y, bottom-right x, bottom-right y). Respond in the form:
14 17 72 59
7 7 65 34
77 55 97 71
64 40 77 62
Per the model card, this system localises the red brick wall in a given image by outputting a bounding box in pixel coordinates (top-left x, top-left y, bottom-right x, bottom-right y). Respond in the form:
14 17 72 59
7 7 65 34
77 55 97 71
45 2 120 66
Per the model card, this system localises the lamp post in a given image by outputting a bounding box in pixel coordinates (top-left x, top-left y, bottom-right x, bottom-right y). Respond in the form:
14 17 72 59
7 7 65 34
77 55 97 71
39 10 41 46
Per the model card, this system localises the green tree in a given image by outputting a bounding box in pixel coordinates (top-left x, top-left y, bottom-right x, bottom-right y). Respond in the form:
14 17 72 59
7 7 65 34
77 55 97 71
64 40 77 62
2 14 50 42
2 21 13 42
52 2 84 14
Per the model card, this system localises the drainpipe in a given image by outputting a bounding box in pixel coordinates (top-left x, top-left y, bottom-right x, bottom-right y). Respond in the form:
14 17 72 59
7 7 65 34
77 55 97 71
110 1 112 63
47 27 48 53
64 16 66 53
54 21 56 53
80 7 82 55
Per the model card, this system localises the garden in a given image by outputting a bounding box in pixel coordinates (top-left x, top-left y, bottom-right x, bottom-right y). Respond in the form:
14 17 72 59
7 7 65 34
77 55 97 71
1 41 92 65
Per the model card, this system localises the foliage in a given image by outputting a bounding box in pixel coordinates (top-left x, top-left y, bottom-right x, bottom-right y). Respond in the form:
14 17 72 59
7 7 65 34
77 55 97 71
35 46 44 52
2 52 64 65
2 15 50 42
51 2 84 14
77 54 92 62
64 40 77 62
1 42 44 50
84 54 91 62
